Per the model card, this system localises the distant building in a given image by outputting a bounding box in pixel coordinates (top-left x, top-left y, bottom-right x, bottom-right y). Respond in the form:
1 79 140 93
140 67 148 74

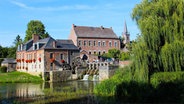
1 58 16 72
68 24 120 62
121 21 130 52
16 34 79 75
122 21 130 44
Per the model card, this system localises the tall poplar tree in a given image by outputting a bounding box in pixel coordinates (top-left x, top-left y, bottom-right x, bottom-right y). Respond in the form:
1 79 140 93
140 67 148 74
24 20 49 42
131 0 184 82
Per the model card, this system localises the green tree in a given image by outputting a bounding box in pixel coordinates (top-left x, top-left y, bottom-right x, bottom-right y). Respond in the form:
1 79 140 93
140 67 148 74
7 46 16 58
0 46 8 58
13 35 22 47
108 49 120 59
24 20 49 42
131 0 184 82
120 52 130 61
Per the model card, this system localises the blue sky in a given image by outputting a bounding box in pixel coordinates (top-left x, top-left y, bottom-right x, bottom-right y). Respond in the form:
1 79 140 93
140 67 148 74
0 0 141 47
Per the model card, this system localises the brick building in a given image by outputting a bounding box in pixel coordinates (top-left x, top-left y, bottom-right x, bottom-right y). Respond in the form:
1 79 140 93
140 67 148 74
68 24 120 62
16 34 79 75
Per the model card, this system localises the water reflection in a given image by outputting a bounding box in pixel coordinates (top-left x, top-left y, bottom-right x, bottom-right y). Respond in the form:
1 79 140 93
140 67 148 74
0 81 99 103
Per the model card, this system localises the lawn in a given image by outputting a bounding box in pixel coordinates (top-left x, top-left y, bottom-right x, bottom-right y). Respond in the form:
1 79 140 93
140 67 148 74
0 71 43 83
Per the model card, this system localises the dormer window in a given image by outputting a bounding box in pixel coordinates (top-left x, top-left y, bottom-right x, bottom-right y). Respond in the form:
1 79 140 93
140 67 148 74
35 44 37 50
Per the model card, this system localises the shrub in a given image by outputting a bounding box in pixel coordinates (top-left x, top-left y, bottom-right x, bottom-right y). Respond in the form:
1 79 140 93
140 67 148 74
94 67 132 96
115 81 153 103
0 66 7 73
151 71 184 87
0 58 4 66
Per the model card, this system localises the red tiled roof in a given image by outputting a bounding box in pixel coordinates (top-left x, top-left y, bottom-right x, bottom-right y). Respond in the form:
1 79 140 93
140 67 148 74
73 25 118 39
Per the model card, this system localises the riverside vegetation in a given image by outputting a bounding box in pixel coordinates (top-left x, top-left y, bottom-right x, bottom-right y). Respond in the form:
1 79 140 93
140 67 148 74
94 67 184 103
94 0 184 103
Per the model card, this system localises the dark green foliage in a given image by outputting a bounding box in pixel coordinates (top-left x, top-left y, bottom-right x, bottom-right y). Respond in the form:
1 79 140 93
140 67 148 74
7 46 16 58
131 0 184 82
13 35 22 47
95 69 184 103
114 72 184 103
0 45 17 59
0 46 8 58
24 20 49 42
115 81 153 103
0 58 4 66
115 80 184 103
0 66 7 73
151 71 184 87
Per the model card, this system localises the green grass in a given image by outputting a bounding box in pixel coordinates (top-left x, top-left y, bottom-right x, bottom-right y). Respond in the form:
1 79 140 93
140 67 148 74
0 71 43 83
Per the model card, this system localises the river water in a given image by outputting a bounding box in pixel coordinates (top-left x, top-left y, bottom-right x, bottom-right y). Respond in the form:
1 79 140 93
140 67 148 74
0 81 112 104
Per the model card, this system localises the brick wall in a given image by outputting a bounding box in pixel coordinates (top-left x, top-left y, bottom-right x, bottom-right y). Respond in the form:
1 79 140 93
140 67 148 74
78 38 120 54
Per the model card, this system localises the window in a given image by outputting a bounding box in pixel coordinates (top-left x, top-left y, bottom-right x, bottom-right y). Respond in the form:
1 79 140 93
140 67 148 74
94 51 96 54
114 42 117 47
109 41 112 47
50 53 53 59
89 41 91 46
78 41 81 46
103 51 105 54
98 51 101 55
94 41 96 46
71 51 73 55
60 54 63 60
102 41 105 47
84 41 86 46
89 51 91 55
34 44 37 50
98 41 101 46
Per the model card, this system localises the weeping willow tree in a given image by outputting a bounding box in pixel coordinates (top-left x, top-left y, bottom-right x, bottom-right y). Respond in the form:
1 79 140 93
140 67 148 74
131 0 184 82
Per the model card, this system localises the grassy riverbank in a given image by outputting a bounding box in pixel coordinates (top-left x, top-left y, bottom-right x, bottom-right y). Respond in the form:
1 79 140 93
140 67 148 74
0 71 43 83
94 68 184 103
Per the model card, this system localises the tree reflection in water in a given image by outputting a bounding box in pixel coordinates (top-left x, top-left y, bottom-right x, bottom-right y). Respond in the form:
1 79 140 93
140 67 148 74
0 81 113 104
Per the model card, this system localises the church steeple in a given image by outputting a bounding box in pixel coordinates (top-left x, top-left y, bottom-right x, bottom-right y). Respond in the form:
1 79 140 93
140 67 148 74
124 21 128 34
122 21 130 44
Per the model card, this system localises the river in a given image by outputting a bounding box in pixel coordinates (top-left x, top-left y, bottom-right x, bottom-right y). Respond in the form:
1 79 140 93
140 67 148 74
0 81 108 104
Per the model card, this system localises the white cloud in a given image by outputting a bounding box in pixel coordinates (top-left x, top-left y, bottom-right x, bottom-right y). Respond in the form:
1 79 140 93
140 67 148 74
11 1 31 9
10 1 96 11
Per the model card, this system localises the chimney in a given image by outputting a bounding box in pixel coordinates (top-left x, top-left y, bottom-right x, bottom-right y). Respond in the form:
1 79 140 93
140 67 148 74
32 34 39 43
53 41 56 48
100 26 104 29
72 24 76 28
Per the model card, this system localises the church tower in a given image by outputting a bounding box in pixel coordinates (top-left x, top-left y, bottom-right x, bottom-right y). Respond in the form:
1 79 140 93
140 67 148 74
122 21 130 44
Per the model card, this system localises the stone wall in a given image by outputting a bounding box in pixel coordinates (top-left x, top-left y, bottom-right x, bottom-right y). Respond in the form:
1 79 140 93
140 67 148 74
44 70 72 82
99 65 118 81
72 66 87 80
